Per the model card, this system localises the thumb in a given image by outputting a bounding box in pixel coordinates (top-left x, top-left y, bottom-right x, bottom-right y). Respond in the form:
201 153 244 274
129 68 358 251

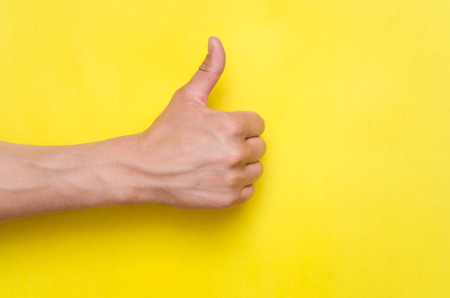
184 36 226 105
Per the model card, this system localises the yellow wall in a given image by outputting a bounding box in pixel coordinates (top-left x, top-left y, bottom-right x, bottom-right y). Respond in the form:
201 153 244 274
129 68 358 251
0 0 449 297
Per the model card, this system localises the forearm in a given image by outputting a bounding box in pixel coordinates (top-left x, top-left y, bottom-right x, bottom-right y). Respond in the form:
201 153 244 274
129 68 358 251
0 136 144 221
0 37 266 221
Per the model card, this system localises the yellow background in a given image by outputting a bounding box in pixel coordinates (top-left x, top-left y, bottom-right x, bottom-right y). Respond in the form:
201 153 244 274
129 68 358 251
0 0 449 297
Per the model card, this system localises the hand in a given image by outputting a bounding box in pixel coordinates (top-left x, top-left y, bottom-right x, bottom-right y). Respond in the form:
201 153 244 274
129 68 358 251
131 37 266 209
0 37 265 221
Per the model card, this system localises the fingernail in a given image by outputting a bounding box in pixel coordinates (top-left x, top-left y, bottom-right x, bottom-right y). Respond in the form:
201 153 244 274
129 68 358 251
208 37 214 54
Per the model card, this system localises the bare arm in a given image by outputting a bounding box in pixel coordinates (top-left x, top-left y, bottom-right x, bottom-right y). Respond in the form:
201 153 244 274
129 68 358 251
0 136 139 220
0 37 266 221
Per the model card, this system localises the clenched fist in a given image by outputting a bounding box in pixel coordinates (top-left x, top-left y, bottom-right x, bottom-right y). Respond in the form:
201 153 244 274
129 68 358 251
128 37 266 209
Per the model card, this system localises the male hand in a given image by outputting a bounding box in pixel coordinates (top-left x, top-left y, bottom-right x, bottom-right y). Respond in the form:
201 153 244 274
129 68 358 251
0 37 266 221
129 37 266 209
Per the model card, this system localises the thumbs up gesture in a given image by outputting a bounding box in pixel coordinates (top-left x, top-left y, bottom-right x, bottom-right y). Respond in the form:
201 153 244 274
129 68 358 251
0 37 264 221
131 37 266 209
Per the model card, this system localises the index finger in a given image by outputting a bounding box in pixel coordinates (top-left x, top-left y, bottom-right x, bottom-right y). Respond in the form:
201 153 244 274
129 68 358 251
231 110 265 138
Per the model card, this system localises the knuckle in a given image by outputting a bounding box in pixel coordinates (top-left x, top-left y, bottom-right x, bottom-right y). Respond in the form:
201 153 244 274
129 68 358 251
219 192 239 209
225 117 246 137
199 61 211 73
258 138 267 155
256 162 264 178
173 86 187 97
249 162 263 182
227 146 248 166
220 199 234 209
224 171 245 187
248 111 265 136
254 161 264 173
242 185 255 201
173 85 206 105
172 87 189 103
250 110 265 127
256 113 265 134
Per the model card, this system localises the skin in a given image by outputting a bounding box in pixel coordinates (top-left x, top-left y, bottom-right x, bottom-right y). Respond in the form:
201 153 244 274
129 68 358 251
0 37 266 222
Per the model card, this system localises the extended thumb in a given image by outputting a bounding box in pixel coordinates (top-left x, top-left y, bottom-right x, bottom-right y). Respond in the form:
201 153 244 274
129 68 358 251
185 36 226 104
